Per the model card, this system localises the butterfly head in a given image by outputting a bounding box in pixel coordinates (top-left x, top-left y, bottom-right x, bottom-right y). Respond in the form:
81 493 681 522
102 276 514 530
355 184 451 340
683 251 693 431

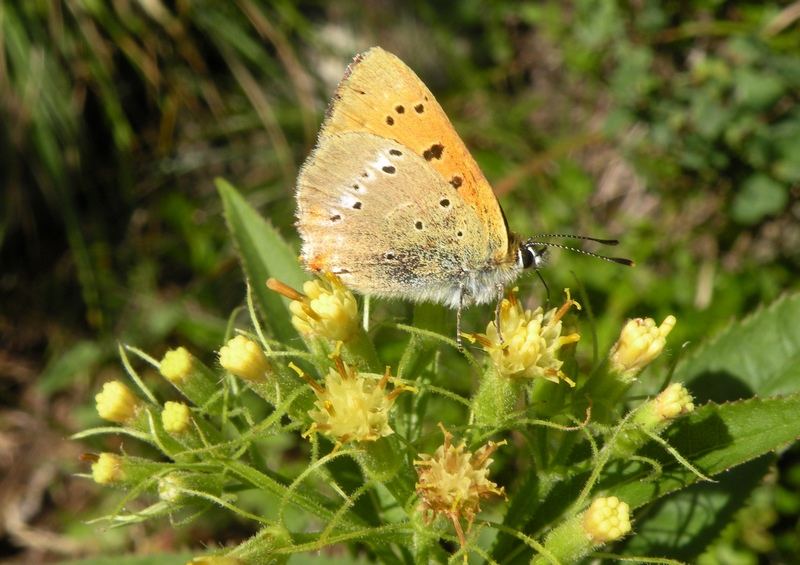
517 242 549 271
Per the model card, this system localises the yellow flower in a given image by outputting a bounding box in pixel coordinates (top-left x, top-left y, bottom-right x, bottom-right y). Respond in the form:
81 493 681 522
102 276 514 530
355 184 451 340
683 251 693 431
162 401 192 434
654 382 694 420
610 315 676 377
158 347 224 414
160 347 194 384
219 335 271 383
91 453 124 485
415 424 506 547
582 496 632 543
476 290 580 386
302 357 404 446
268 274 359 342
95 381 144 424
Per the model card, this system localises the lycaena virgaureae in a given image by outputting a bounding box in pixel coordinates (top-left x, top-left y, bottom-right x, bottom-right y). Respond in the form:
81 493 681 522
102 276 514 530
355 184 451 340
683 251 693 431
295 47 632 348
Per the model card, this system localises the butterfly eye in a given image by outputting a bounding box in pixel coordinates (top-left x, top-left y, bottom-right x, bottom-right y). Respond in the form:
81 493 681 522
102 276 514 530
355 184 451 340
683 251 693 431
518 245 547 269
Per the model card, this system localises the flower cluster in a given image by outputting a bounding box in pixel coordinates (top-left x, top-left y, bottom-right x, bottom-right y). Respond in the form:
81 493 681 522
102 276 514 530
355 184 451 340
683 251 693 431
84 272 687 565
269 274 359 342
415 424 506 547
475 290 580 385
301 356 408 448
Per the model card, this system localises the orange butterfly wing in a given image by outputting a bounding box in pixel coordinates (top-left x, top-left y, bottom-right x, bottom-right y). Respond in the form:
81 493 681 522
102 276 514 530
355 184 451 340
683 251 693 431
318 47 510 262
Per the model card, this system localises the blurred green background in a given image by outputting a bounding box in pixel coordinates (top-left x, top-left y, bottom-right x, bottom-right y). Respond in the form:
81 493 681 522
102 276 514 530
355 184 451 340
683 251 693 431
1 0 798 563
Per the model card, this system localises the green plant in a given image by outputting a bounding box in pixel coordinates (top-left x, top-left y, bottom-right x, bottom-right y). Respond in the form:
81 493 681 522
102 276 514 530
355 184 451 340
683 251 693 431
75 180 800 564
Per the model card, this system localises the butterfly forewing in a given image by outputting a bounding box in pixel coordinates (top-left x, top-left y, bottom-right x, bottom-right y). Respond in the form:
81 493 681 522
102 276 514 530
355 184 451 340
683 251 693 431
317 47 509 260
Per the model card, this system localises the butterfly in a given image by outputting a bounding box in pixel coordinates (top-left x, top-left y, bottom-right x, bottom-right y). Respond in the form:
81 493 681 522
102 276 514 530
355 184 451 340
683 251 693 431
295 47 631 347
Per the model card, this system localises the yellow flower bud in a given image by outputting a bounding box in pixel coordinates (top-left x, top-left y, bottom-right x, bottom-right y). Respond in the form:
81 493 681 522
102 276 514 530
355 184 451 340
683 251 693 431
654 382 695 420
160 347 194 383
582 496 632 543
95 381 143 424
219 335 270 383
91 453 124 485
162 401 192 434
610 315 676 378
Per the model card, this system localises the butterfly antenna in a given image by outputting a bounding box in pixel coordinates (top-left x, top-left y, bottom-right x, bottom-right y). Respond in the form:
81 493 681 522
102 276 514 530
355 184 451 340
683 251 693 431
525 235 635 267
530 233 626 246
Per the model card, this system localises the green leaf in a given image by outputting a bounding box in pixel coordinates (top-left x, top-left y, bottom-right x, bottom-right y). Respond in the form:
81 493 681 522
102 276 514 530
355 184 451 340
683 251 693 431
613 396 800 508
494 396 800 563
614 395 800 558
619 456 773 559
216 178 307 344
672 291 800 402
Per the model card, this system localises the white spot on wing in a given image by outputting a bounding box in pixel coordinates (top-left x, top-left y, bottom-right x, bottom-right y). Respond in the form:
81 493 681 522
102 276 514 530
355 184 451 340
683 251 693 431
338 194 361 209
368 152 395 171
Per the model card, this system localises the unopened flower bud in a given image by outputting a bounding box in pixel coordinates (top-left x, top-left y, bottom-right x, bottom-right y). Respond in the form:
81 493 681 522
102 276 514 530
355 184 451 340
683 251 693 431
219 336 271 383
582 496 632 543
162 401 192 434
95 381 144 424
610 316 676 379
160 347 223 414
534 496 632 564
92 453 124 485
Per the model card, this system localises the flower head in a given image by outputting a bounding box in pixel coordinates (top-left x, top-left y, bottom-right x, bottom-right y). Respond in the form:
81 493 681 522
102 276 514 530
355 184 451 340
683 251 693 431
268 274 359 342
162 401 192 434
610 315 676 378
95 381 144 424
415 424 506 547
219 335 271 383
654 382 694 420
476 290 580 386
92 453 124 485
302 357 404 447
160 347 194 384
159 347 224 414
582 496 632 543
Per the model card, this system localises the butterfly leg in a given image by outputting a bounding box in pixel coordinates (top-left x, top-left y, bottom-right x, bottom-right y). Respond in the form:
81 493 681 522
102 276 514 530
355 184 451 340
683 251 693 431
494 282 505 344
456 282 466 351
